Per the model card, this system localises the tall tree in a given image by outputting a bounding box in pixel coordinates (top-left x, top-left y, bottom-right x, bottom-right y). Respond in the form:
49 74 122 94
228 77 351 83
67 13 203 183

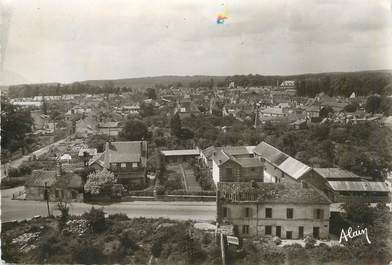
170 113 182 137
1 100 33 154
119 119 148 141
365 95 382 114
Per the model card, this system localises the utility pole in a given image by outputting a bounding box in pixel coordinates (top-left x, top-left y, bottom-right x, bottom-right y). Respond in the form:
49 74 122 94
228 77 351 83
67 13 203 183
254 101 261 128
44 182 50 217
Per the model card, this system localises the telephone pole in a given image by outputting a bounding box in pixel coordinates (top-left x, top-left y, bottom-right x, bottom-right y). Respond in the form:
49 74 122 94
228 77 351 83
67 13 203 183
44 182 50 217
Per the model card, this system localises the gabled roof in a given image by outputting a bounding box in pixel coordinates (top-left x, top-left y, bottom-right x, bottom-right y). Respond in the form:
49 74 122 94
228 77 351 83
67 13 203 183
328 181 389 192
314 168 361 180
218 182 331 205
88 152 105 167
254 142 311 180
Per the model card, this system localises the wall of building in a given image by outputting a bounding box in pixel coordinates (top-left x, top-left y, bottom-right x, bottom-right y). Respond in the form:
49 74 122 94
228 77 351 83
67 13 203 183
220 202 330 239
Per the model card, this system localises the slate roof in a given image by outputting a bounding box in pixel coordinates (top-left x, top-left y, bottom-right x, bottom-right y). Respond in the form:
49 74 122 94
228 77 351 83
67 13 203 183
106 141 143 164
202 146 255 161
254 142 311 180
25 170 57 187
328 181 389 192
25 170 83 189
218 182 331 204
235 158 263 168
314 168 362 180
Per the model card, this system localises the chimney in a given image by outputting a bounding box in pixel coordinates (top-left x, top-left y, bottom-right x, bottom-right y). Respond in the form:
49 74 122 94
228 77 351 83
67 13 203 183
56 162 62 177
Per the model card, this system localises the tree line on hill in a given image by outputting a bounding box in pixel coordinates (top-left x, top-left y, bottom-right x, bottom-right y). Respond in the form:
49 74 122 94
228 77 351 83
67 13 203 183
7 70 392 98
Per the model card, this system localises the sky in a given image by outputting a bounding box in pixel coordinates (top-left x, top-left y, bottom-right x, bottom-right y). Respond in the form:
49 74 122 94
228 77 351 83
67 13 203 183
1 0 392 85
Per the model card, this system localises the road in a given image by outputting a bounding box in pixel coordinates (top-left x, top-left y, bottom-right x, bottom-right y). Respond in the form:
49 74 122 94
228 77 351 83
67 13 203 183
1 137 70 179
1 187 217 223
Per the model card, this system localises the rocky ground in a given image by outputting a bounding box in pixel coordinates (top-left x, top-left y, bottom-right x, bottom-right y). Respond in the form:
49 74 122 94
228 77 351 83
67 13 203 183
1 212 385 265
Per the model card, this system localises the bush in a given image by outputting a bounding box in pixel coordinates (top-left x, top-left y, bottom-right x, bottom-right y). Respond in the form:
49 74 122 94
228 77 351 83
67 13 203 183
108 213 129 221
82 207 106 233
72 243 104 264
304 235 316 249
151 240 163 257
155 185 166 195
57 201 70 231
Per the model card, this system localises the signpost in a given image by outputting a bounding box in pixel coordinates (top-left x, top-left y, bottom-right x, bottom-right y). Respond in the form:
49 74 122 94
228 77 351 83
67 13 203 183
227 236 239 246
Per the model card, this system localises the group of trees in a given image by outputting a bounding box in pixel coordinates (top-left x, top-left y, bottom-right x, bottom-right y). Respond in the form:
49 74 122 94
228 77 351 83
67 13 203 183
8 82 135 98
267 121 391 180
295 71 391 97
1 99 34 159
365 94 392 115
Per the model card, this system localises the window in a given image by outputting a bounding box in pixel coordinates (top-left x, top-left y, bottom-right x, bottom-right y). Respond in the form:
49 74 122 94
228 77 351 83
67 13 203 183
313 227 320 239
265 208 272 218
265 225 272 235
315 209 324 219
233 225 239 235
223 207 228 218
242 225 249 234
121 163 126 168
299 226 304 239
287 208 294 219
132 162 138 168
244 207 251 218
276 226 281 237
112 163 118 168
286 231 293 239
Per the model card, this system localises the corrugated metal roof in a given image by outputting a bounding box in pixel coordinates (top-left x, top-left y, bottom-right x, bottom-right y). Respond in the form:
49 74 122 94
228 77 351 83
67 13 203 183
279 157 311 180
254 142 310 180
328 181 389 192
314 168 361 180
161 149 200 156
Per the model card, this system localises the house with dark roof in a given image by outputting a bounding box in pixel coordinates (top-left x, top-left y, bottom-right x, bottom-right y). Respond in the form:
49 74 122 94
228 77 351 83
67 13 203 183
89 141 148 189
24 164 84 202
217 182 331 239
253 142 311 184
174 100 201 120
210 146 263 185
200 145 255 169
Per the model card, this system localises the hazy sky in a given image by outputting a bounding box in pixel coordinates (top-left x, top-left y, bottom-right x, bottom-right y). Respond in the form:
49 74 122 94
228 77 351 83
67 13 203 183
1 0 392 85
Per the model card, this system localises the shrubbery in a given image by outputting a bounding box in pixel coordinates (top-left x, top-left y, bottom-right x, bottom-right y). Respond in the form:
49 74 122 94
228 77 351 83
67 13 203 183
82 207 106 233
